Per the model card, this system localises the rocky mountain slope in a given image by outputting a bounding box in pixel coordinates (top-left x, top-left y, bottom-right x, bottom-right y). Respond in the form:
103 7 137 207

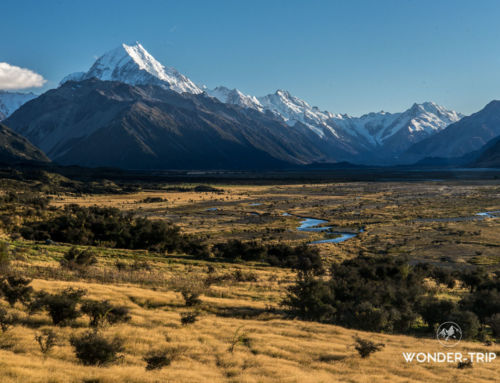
4 79 345 169
0 123 49 163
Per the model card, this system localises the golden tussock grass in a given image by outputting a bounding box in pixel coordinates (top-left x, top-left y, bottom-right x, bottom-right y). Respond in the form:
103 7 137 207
0 275 497 383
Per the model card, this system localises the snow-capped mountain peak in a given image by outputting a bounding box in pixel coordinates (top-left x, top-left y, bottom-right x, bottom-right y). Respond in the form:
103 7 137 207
60 42 202 94
206 86 262 110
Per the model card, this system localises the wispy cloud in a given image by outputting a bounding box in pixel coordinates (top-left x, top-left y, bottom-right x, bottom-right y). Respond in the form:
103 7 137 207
0 62 46 90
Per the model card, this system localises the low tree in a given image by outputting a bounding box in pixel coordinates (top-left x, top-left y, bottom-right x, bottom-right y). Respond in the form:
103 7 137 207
353 336 385 358
282 271 336 322
35 329 58 357
449 310 481 340
0 276 33 307
419 298 457 331
228 326 251 353
487 313 500 338
80 300 130 328
31 288 86 325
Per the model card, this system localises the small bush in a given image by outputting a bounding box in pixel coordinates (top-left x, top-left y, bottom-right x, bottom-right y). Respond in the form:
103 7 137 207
353 336 385 358
35 329 58 356
140 197 167 203
180 311 199 325
0 276 33 307
60 247 97 269
0 306 15 333
419 298 457 330
228 326 251 353
172 276 205 307
233 270 258 282
144 346 185 370
80 300 131 328
70 331 124 366
32 288 86 325
0 242 10 273
487 313 500 337
457 360 473 369
130 259 151 271
282 271 336 322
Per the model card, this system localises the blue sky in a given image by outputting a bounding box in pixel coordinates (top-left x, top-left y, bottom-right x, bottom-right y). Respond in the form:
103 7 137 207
1 0 500 116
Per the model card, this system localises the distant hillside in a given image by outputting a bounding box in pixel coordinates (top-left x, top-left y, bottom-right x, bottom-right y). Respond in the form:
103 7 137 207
0 123 49 164
471 136 500 167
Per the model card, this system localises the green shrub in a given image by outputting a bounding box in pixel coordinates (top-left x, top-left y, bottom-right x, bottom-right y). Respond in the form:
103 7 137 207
212 240 324 273
457 360 473 369
70 331 124 366
449 310 481 340
353 336 385 358
35 329 58 356
283 271 336 322
172 276 205 307
180 311 199 325
31 288 86 325
60 247 97 269
419 298 457 330
487 313 500 337
0 305 15 333
0 242 10 272
228 326 251 353
0 276 33 307
143 346 185 370
233 270 258 282
80 300 131 328
20 204 207 256
283 256 425 333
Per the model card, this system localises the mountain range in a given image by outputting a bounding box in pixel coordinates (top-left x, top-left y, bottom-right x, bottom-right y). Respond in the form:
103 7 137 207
0 91 37 120
2 42 500 169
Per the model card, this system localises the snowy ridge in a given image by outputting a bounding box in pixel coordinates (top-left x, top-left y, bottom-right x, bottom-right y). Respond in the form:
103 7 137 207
257 90 341 138
212 86 462 147
209 86 461 145
0 91 37 120
61 42 202 94
334 102 463 146
206 86 263 111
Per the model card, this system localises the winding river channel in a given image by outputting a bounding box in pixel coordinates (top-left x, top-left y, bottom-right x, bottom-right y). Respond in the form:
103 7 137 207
294 210 499 244
296 217 361 244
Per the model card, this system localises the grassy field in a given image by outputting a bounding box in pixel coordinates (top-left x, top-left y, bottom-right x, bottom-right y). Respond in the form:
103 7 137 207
0 179 499 382
1 254 499 383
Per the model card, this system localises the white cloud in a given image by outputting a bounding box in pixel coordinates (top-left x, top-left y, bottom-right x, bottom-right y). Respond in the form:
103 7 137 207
0 62 47 90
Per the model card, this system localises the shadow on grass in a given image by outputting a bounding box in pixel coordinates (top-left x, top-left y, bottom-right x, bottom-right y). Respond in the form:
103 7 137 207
204 305 285 320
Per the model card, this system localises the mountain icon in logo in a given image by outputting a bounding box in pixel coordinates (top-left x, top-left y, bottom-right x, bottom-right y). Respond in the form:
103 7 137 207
436 322 462 347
